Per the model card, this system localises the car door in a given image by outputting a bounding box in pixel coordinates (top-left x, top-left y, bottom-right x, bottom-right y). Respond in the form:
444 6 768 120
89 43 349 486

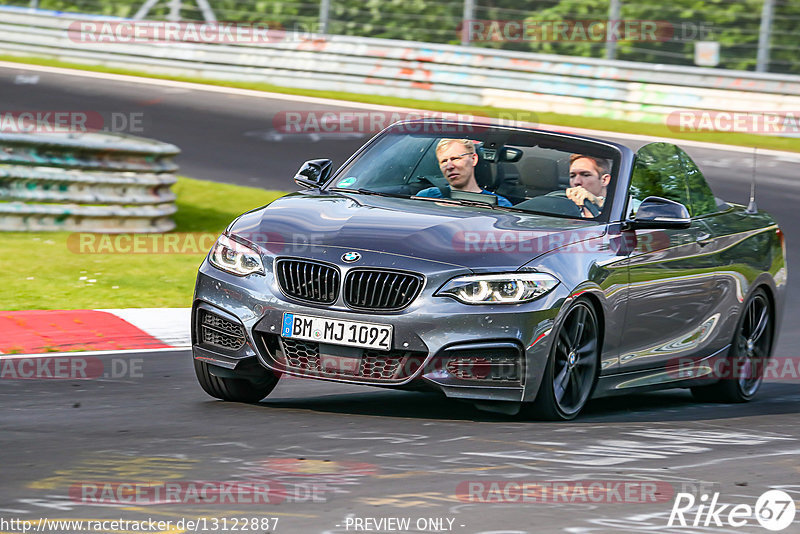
616 143 722 373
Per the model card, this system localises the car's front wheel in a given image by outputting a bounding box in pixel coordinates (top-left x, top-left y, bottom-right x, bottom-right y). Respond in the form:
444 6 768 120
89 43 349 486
691 287 773 403
194 359 280 403
525 299 600 420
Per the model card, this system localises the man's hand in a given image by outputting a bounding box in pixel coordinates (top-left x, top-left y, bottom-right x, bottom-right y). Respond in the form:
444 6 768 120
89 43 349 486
566 186 603 217
566 186 603 207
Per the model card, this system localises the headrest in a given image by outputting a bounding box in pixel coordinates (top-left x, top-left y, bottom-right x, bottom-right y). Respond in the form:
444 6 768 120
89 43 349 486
520 156 560 191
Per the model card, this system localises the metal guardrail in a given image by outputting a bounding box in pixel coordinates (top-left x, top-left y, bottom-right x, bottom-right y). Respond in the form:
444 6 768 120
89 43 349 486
1 7 800 127
0 129 180 232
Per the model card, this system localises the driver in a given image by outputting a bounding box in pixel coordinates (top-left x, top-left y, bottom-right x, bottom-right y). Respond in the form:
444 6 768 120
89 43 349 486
567 154 611 218
416 139 512 207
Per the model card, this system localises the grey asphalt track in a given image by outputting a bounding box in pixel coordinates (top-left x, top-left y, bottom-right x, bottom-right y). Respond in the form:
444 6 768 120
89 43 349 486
1 63 799 533
2 350 799 533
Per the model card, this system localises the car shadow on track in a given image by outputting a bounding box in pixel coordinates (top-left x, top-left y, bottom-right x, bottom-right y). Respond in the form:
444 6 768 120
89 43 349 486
233 383 800 423
257 390 513 422
578 384 800 423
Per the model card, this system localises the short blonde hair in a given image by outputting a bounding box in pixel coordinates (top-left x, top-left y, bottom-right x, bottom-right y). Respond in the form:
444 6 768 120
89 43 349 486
436 138 476 155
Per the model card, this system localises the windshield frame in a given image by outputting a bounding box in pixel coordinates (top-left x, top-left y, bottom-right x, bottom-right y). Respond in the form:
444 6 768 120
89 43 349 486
321 120 631 223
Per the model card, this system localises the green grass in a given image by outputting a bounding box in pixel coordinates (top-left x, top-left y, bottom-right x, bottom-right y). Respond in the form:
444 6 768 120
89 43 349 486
0 177 285 310
3 54 799 154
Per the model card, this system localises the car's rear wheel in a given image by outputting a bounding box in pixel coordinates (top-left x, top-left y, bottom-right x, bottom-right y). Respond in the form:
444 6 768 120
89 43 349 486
194 359 280 403
525 299 600 420
691 288 773 403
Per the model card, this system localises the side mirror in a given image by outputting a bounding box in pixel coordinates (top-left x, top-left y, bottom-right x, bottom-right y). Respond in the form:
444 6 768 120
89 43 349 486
626 196 691 229
294 159 332 189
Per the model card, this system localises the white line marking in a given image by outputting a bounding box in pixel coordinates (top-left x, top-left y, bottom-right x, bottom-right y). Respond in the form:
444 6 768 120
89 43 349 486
0 60 400 110
0 346 190 359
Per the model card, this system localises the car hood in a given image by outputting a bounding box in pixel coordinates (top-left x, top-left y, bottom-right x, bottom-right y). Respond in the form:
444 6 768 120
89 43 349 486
229 191 605 270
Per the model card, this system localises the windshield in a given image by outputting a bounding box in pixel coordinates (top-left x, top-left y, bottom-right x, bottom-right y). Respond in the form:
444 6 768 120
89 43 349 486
329 122 621 220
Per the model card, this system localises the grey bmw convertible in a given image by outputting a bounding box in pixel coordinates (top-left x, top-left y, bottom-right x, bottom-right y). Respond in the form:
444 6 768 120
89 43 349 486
192 120 786 420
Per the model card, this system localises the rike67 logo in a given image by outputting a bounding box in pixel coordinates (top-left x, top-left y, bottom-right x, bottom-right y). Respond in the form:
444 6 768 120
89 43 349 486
668 489 796 531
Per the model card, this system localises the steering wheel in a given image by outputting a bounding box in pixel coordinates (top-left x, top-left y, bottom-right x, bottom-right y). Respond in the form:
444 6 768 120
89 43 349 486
545 190 601 217
515 190 600 217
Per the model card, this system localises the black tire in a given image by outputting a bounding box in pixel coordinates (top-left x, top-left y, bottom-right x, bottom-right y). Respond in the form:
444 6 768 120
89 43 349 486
691 288 773 403
525 299 600 420
194 359 279 403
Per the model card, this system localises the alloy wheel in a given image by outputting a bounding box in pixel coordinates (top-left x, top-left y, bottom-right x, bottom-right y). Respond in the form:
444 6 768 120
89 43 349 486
551 301 599 417
735 292 772 398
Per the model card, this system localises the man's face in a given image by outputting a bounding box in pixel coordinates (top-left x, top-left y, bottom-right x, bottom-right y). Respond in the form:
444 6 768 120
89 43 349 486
437 143 478 191
569 158 609 197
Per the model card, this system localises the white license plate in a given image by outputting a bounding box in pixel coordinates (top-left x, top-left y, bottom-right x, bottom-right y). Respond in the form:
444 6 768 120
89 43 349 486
281 313 393 351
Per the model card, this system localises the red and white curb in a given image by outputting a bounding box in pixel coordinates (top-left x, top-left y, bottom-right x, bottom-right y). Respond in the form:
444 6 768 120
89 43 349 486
0 308 191 355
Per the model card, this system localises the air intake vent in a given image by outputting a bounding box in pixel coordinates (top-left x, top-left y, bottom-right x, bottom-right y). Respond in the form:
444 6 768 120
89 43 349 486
445 356 520 382
199 310 246 350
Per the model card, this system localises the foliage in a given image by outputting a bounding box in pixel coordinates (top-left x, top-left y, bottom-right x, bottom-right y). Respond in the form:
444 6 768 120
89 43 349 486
2 0 796 72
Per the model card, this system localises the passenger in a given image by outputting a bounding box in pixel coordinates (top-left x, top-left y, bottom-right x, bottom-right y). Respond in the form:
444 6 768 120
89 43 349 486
567 154 611 218
416 139 512 207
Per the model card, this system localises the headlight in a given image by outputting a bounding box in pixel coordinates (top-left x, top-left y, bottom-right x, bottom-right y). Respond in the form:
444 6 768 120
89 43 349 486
436 272 559 304
208 234 264 276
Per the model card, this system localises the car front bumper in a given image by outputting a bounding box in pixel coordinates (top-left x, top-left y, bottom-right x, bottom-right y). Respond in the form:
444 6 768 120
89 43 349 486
192 258 567 404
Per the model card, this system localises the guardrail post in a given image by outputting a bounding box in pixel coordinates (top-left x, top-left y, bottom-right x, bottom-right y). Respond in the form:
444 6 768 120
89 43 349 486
134 0 160 20
135 0 215 21
168 0 181 22
319 0 330 35
195 0 216 22
461 0 475 46
29 0 39 9
605 0 621 60
756 0 775 73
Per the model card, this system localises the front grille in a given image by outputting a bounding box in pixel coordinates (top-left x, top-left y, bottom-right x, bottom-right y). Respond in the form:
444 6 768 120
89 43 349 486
344 269 423 310
272 338 424 382
199 310 246 350
276 259 339 304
